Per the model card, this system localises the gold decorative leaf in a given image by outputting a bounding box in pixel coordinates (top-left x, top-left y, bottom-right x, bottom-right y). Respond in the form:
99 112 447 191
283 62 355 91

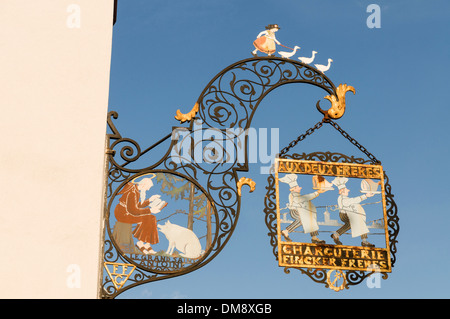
174 102 199 123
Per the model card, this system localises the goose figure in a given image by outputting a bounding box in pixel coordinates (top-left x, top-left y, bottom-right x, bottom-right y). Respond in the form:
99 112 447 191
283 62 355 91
314 58 333 74
278 46 301 59
298 50 317 64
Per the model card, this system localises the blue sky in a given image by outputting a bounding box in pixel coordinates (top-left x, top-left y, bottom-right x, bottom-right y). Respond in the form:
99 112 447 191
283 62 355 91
106 0 450 298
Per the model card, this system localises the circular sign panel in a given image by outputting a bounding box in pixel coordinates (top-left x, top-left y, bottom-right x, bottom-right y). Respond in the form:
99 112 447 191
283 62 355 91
108 170 218 274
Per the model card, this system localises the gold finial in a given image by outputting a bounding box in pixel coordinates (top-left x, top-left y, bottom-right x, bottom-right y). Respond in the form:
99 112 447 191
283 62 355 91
175 102 199 123
326 269 347 292
237 177 256 196
317 84 356 119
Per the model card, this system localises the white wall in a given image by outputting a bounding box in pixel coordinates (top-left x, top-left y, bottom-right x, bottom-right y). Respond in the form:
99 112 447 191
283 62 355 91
0 0 114 298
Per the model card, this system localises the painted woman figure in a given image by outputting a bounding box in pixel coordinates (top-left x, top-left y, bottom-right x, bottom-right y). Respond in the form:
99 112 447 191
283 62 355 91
252 24 281 56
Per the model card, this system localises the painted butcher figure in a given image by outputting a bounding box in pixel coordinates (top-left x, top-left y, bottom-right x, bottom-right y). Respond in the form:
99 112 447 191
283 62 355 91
331 177 375 247
279 173 328 244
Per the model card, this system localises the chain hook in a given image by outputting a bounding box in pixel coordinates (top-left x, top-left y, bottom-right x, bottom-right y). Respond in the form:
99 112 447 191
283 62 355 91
279 114 381 164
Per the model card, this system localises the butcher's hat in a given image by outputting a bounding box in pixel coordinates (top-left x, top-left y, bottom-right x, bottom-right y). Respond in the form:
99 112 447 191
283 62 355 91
332 177 348 190
279 174 299 188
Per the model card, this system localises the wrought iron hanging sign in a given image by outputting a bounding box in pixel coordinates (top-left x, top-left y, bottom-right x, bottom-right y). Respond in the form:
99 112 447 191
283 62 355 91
100 24 399 297
248 24 399 291
263 95 399 292
265 148 399 291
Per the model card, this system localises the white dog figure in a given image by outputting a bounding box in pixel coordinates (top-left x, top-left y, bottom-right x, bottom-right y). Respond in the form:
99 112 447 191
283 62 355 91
157 220 203 259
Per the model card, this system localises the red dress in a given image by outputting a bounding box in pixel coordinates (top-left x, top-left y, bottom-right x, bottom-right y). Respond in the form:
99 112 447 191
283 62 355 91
253 31 277 54
114 183 159 244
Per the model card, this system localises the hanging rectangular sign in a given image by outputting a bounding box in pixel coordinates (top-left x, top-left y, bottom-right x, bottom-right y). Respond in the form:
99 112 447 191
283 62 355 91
275 158 391 273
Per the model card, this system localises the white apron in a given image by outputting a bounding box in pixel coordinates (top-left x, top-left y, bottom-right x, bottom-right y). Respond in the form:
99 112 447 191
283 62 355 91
338 195 369 237
289 192 319 234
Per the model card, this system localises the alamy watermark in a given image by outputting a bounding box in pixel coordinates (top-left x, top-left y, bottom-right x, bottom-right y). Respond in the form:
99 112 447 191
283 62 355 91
66 263 81 288
171 119 279 174
366 263 382 288
66 4 81 28
366 4 381 29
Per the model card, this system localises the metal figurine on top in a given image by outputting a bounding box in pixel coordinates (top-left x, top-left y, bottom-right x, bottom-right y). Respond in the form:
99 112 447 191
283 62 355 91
252 24 282 57
252 24 333 74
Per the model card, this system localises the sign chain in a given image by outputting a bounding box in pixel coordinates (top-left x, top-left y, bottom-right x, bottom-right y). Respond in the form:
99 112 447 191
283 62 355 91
278 120 325 157
325 119 381 164
278 118 381 164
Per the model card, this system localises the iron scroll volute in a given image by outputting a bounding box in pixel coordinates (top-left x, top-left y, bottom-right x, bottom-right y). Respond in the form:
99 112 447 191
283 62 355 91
102 56 368 297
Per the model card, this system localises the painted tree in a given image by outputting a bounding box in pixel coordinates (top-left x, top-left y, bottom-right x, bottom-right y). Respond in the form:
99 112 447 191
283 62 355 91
155 173 213 248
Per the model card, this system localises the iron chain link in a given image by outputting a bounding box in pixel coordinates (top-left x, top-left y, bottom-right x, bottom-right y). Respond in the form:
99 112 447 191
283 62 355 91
278 120 325 157
326 119 380 164
278 118 381 164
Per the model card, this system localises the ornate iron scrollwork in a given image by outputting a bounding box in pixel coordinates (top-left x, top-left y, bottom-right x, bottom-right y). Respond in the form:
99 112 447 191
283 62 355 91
193 57 336 130
100 57 368 298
